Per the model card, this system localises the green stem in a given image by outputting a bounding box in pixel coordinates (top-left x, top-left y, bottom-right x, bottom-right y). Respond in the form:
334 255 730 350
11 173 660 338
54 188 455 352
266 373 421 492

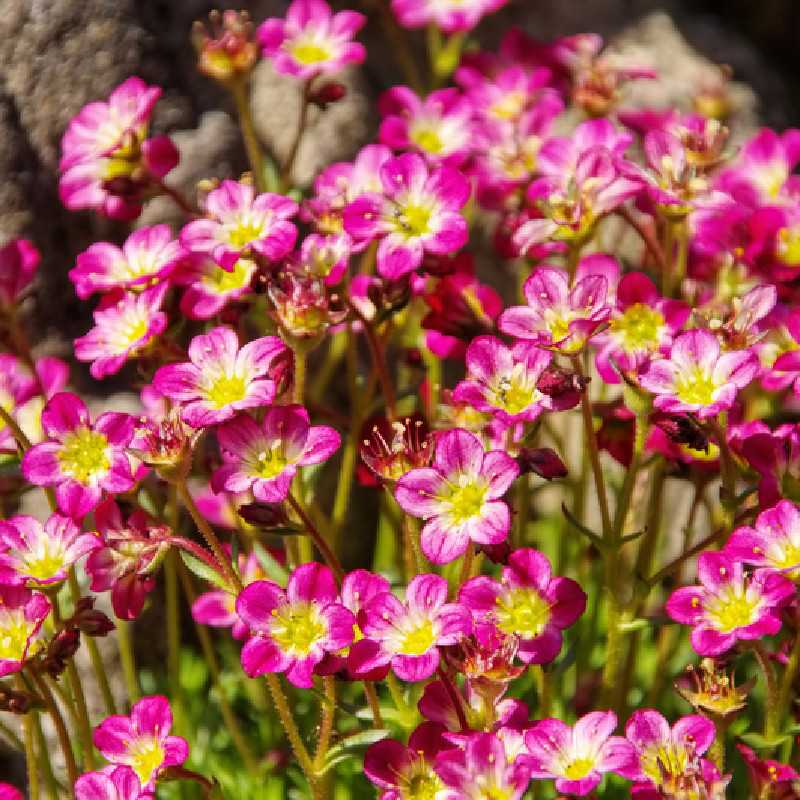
64 662 94 769
753 643 780 743
314 676 336 771
286 492 344 583
293 348 307 405
16 675 39 800
165 549 184 732
350 304 397 419
230 78 267 192
363 681 384 728
778 631 800 733
281 79 313 190
32 714 58 800
30 670 79 788
116 618 142 705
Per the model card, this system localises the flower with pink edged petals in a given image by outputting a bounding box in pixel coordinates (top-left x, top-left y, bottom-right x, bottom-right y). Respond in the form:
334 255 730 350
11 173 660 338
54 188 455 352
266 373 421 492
364 721 448 799
737 743 799 798
351 573 471 681
379 86 473 166
74 285 168 380
391 0 507 33
152 326 285 428
0 585 51 678
666 550 796 656
725 499 800 577
433 731 532 799
93 695 189 788
235 563 355 688
525 711 633 796
22 393 136 518
639 329 758 419
257 0 365 80
499 264 612 354
459 548 586 665
181 180 298 271
453 336 553 424
343 153 470 280
74 766 154 800
593 271 689 383
617 709 716 793
172 255 256 320
69 226 183 299
213 405 340 503
0 514 99 587
394 428 519 564
0 238 39 308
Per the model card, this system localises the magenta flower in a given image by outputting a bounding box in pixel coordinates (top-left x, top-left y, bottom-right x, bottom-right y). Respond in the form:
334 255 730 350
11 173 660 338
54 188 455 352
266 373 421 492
0 238 39 308
297 232 351 284
459 548 586 664
434 732 532 800
213 405 340 502
93 695 189 788
257 0 366 80
59 77 177 220
0 514 98 587
499 264 612 354
351 573 471 681
593 271 689 383
726 499 800 576
0 585 51 678
152 326 285 428
737 744 799 797
364 722 448 799
639 329 758 419
343 153 470 279
180 180 298 270
74 767 153 800
74 285 168 380
453 336 553 424
666 550 796 656
0 784 23 800
22 393 136 518
391 0 507 33
69 226 183 299
236 563 355 688
617 709 716 792
525 711 632 796
379 87 473 166
86 500 170 621
395 428 519 564
172 255 256 320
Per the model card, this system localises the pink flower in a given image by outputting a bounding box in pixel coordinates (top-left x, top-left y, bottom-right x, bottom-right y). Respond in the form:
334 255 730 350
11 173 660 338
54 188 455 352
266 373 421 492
0 514 99 586
364 722 448 799
86 500 170 621
93 695 189 788
172 255 256 320
0 585 51 677
59 77 178 220
725 499 800 576
257 0 366 80
499 264 612 354
69 226 183 299
593 271 689 383
213 405 340 502
74 285 168 380
343 153 470 279
666 550 796 656
74 767 153 800
525 711 632 796
297 232 351 284
22 393 136 518
434 732 532 799
379 87 474 166
453 336 553 424
395 428 519 564
0 238 40 307
459 548 586 664
639 329 758 418
350 573 472 681
236 563 355 687
0 785 23 800
617 709 716 792
391 0 507 33
737 744 799 797
152 326 285 428
180 180 298 270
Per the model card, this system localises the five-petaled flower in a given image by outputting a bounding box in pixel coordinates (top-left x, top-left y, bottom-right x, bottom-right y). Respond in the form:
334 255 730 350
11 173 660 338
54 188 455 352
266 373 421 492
0 585 51 678
74 766 154 800
726 499 800 576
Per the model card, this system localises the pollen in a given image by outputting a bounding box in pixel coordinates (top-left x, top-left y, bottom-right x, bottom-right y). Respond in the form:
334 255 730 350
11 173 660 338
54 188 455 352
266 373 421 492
495 587 551 639
225 218 266 249
393 203 433 238
398 618 436 656
205 373 248 409
562 757 594 781
445 481 488 524
254 441 288 479
609 303 665 352
128 736 166 786
269 602 327 657
674 367 717 407
57 426 111 485
706 586 761 633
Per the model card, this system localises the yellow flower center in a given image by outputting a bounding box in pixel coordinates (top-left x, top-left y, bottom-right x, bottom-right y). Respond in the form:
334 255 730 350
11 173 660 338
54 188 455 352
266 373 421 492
609 303 665 352
21 544 67 582
394 204 433 238
270 602 327 656
57 427 111 485
290 40 332 65
226 220 265 249
543 309 579 350
410 127 444 155
255 443 288 479
445 481 488 524
642 744 687 784
0 609 34 662
402 766 443 800
563 758 595 781
128 736 165 786
203 259 255 293
491 91 527 120
491 368 542 415
774 542 800 571
398 619 437 656
206 373 247 409
706 586 760 633
674 367 717 407
495 587 551 639
778 227 800 267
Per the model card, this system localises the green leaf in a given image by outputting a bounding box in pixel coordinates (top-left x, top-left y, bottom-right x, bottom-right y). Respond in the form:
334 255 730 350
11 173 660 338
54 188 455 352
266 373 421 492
252 541 289 583
619 618 650 633
320 729 389 774
180 551 230 591
738 731 791 749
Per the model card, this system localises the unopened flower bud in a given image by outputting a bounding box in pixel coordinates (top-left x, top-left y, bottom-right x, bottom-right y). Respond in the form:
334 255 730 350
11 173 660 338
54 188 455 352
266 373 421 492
0 685 36 714
42 629 81 677
517 447 568 480
237 502 293 530
71 597 115 637
537 366 588 400
309 81 347 108
478 540 512 565
193 10 258 83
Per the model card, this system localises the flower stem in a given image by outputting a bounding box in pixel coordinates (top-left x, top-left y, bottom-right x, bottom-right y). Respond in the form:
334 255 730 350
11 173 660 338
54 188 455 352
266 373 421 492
165 549 185 733
115 617 142 705
437 668 468 731
363 681 383 728
286 492 344 583
778 631 800 734
230 78 267 193
153 178 199 216
281 80 314 190
314 676 336 771
32 714 58 800
16 675 39 800
293 348 307 405
753 642 780 743
617 206 668 274
350 303 398 420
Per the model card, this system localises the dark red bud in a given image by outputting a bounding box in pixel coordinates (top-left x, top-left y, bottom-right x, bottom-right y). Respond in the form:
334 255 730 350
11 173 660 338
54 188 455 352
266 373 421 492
0 686 36 714
651 412 709 452
404 348 423 368
478 540 512 565
237 502 291 528
309 82 347 107
537 367 589 398
517 447 568 480
72 598 115 637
